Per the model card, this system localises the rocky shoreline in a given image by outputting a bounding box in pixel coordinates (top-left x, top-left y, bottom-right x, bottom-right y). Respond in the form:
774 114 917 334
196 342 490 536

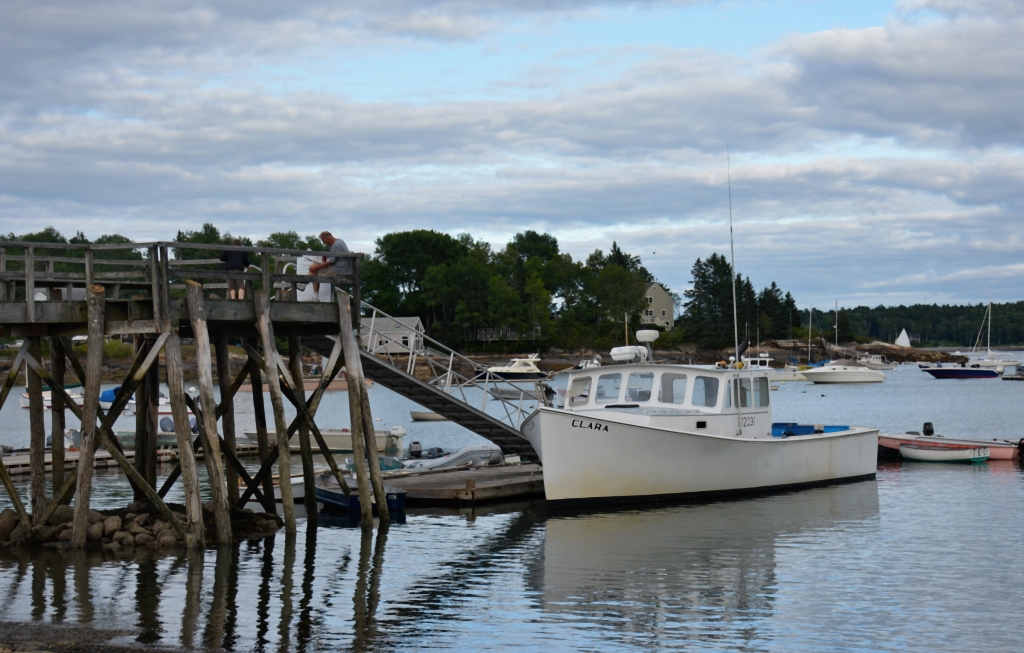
0 501 282 552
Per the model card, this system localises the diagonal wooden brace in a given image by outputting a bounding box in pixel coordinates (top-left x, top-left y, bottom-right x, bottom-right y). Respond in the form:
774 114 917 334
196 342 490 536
0 341 33 527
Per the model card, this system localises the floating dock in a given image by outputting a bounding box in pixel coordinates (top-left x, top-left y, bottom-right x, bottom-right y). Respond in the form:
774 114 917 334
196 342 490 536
382 463 544 506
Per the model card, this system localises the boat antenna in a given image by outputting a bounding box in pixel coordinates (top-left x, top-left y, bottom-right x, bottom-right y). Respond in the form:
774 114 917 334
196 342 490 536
727 146 742 435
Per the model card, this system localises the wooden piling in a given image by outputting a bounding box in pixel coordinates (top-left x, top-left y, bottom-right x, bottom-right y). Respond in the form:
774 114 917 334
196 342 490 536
247 336 276 514
253 289 296 533
288 336 318 524
215 336 240 505
71 285 106 547
50 337 66 494
133 336 153 498
184 280 232 545
143 336 160 488
336 295 375 528
27 336 47 521
164 331 205 548
0 342 32 528
338 291 389 523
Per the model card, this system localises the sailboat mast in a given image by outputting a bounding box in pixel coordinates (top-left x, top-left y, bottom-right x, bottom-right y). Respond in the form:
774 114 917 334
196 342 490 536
726 146 742 435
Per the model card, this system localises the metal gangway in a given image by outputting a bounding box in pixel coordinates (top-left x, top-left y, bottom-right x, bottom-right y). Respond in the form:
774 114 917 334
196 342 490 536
304 301 547 459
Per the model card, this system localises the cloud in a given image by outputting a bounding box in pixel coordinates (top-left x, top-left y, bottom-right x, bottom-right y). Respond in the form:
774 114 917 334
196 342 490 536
1 1 1023 307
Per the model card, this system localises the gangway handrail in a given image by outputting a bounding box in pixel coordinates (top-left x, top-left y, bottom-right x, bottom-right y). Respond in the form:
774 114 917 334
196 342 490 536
357 300 546 430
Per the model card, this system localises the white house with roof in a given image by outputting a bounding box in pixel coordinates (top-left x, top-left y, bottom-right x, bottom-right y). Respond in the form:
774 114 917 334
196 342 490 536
641 282 675 331
360 316 425 354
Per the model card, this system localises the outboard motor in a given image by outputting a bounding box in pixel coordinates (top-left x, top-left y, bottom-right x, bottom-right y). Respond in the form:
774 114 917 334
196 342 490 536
159 416 174 433
425 447 445 459
923 422 934 436
189 416 199 434
408 441 423 458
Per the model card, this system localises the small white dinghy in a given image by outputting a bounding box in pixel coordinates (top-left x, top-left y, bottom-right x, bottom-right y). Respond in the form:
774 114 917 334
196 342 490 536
899 443 989 463
402 443 504 470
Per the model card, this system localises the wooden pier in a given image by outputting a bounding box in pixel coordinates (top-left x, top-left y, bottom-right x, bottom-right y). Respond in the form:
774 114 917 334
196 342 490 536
0 238 399 546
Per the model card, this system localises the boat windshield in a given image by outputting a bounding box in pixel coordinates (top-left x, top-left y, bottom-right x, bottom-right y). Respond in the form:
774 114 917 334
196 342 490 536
626 372 654 402
567 376 592 407
658 373 687 404
691 375 719 407
595 373 622 404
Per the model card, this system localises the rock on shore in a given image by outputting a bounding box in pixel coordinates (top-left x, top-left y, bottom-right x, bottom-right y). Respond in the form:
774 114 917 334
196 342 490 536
0 501 282 551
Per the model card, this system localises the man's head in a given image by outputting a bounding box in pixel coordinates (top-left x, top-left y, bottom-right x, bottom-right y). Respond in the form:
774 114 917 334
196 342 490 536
319 231 336 246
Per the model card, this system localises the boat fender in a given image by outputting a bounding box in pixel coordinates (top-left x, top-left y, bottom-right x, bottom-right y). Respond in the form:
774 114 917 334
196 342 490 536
923 422 934 436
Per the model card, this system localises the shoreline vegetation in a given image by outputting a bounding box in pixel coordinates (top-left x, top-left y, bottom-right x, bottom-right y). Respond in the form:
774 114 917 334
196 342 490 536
2 225 1021 355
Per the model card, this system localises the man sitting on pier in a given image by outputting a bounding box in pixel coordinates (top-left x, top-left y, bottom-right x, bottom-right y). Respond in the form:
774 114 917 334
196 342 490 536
309 231 353 299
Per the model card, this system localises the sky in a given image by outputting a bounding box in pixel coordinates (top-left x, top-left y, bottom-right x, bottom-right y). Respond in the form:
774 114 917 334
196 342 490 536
2 0 1023 310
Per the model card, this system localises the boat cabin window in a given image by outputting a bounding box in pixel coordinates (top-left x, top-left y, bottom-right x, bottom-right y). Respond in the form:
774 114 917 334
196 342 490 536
595 373 623 404
691 375 719 407
568 376 592 407
730 378 752 408
626 372 654 402
658 373 688 405
753 376 770 407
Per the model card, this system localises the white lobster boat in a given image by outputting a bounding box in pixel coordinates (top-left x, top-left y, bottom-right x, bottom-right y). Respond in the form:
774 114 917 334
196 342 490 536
520 336 878 508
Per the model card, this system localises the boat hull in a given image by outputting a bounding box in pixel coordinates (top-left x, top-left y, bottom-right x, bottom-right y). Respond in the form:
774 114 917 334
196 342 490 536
521 408 878 507
879 434 1018 460
899 444 989 463
410 411 447 421
801 368 885 383
923 368 998 379
314 476 407 514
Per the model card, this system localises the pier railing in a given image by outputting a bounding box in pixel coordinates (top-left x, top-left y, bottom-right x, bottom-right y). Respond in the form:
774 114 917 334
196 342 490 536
0 240 362 331
360 302 546 431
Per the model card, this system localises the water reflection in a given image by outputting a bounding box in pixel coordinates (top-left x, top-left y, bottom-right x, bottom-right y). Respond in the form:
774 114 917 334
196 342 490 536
528 481 880 649
13 478 1007 652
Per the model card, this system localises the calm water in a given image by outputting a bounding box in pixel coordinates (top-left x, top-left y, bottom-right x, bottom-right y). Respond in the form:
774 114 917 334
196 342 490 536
1 366 1023 652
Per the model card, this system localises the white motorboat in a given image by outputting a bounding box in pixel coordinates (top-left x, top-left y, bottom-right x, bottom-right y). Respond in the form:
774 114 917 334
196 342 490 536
519 336 878 508
856 354 896 370
401 443 504 470
741 352 775 371
20 390 84 410
243 426 405 454
898 443 989 463
484 354 547 380
800 359 886 384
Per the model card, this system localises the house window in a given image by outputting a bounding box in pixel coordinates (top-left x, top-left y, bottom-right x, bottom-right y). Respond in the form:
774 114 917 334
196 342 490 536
402 335 409 347
647 296 653 303
661 309 666 316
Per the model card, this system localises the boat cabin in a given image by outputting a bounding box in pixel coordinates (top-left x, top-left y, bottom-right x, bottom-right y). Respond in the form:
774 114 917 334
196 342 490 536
560 363 773 438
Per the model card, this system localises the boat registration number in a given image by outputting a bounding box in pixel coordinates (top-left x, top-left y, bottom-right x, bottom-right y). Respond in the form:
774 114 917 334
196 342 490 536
741 416 755 428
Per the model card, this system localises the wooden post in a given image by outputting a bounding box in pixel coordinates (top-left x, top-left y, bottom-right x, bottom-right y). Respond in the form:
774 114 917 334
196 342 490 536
71 285 105 547
338 291 389 523
0 247 5 302
164 330 204 548
344 385 373 528
50 337 66 494
215 336 240 505
133 336 151 499
288 336 317 524
143 336 160 487
27 337 48 521
247 336 276 514
253 289 296 533
25 246 35 322
184 280 232 544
